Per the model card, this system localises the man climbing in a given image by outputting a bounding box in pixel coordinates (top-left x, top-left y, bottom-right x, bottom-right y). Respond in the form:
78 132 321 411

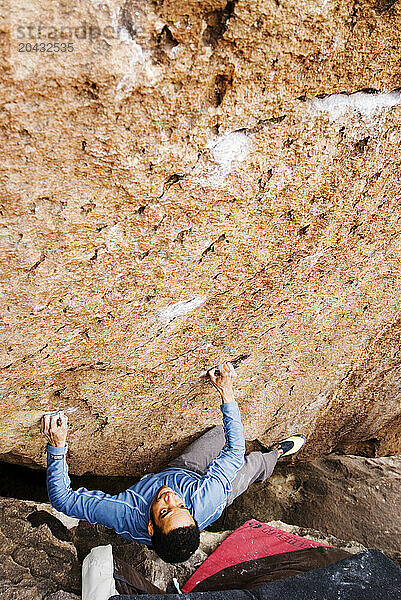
42 361 306 564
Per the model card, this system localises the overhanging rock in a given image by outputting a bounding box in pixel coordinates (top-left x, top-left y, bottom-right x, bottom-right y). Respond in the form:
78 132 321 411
1 0 401 475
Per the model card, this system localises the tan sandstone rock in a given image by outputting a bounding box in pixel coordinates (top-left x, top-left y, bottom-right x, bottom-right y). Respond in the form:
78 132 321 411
0 1 401 475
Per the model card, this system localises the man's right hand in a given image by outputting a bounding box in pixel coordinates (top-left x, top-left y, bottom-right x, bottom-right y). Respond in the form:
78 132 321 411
208 361 237 402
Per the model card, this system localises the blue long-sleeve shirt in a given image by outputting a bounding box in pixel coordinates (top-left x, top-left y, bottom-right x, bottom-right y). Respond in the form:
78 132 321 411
46 401 245 546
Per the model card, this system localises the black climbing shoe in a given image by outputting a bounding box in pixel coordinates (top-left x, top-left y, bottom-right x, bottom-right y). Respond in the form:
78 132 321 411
275 434 306 458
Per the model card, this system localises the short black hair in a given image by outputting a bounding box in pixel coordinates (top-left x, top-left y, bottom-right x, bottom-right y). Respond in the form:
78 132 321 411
150 512 200 563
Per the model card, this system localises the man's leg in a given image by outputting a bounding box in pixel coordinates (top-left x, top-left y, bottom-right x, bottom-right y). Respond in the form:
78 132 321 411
226 449 279 507
165 425 226 475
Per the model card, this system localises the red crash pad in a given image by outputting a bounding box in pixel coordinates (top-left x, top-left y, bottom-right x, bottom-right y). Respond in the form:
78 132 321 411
182 519 332 593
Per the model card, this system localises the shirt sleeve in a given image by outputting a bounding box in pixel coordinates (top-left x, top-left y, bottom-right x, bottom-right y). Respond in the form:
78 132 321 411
201 401 245 490
46 443 140 539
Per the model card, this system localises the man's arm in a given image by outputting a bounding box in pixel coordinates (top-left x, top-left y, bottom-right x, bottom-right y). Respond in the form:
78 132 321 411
203 362 245 487
42 413 141 540
201 401 245 487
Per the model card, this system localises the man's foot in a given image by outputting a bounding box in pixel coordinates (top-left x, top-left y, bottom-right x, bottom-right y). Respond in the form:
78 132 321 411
271 434 306 458
256 434 306 458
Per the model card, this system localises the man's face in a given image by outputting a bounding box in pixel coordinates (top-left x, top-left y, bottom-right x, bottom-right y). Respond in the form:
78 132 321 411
148 485 195 535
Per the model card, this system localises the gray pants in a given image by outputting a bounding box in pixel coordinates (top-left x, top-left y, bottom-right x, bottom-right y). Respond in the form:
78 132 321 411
166 425 278 507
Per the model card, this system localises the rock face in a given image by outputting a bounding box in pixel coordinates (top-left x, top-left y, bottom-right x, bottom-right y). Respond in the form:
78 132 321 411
209 454 401 566
0 497 81 599
1 1 401 475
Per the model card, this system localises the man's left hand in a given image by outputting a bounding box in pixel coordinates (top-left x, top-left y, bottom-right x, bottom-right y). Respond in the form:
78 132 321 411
41 413 68 447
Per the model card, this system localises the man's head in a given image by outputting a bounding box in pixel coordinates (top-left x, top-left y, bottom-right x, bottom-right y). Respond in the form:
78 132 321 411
148 485 200 563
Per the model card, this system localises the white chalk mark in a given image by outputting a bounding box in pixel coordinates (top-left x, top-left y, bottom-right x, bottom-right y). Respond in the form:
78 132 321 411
117 44 146 93
42 407 79 418
197 341 213 350
89 0 161 94
157 296 206 326
300 246 331 268
105 223 122 251
209 131 252 168
306 394 327 411
309 91 401 121
191 131 252 190
316 0 330 14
